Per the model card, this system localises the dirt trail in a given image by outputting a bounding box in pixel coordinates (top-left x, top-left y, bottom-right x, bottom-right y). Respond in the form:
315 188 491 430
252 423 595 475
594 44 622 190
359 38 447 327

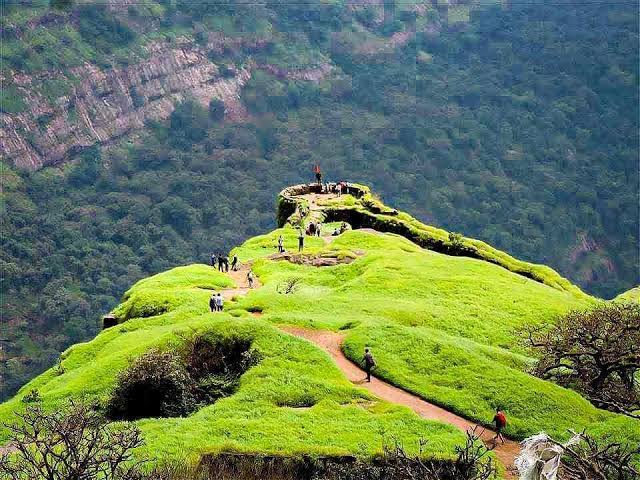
280 326 520 479
219 262 261 300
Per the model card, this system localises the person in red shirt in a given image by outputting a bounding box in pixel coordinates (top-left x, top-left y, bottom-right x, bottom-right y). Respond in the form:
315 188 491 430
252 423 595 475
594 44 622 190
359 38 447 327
493 407 507 444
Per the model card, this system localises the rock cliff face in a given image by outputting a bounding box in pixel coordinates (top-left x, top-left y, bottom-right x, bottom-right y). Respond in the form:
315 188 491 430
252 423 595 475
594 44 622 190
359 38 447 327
1 39 252 170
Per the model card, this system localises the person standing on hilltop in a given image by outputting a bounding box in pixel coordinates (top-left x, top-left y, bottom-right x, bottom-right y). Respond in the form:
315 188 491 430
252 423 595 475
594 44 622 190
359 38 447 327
231 255 238 271
217 254 224 272
298 230 305 252
223 255 229 273
313 165 322 185
362 348 376 383
492 407 507 444
210 253 216 268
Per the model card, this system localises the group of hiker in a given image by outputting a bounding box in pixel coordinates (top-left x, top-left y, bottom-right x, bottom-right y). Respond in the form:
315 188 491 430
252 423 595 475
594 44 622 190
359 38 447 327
211 253 238 272
208 268 255 313
209 292 224 312
312 165 352 197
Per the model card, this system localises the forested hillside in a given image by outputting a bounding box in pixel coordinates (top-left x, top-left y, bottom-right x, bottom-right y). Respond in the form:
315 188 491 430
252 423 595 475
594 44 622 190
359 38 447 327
1 0 638 398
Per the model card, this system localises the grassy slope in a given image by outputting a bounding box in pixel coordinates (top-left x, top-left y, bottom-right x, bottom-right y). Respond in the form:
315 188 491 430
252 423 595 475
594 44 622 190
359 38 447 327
615 286 640 303
1 204 638 463
0 265 464 462
231 227 639 445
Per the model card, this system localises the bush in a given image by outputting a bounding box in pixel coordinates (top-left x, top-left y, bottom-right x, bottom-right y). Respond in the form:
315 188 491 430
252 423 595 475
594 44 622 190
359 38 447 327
107 349 196 420
107 335 260 420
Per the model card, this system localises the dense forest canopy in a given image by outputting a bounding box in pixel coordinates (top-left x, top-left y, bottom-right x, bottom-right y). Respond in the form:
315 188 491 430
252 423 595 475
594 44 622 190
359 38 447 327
1 0 638 399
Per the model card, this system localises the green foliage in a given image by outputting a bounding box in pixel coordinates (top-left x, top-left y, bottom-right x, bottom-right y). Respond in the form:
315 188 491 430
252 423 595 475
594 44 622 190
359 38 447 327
169 100 209 148
0 264 466 463
2 0 638 408
0 86 27 114
108 349 196 420
77 4 136 54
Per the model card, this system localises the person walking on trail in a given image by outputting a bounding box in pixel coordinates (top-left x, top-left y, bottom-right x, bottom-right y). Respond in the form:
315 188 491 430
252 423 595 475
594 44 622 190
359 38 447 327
223 255 229 273
298 230 305 252
492 407 507 444
362 348 376 383
216 293 224 312
209 292 217 313
210 253 216 268
277 235 284 253
247 270 255 289
217 254 224 272
231 255 238 271
316 222 322 237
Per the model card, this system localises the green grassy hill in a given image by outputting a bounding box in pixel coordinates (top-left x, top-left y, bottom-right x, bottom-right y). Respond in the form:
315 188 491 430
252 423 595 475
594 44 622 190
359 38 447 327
1 187 638 472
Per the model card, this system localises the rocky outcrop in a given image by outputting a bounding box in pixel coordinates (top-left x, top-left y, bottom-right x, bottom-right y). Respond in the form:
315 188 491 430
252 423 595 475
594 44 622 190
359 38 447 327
1 39 252 170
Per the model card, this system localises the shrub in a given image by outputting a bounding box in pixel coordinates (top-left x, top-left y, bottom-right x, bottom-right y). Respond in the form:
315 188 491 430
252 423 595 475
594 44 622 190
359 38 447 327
0 399 147 480
107 349 196 420
108 335 260 420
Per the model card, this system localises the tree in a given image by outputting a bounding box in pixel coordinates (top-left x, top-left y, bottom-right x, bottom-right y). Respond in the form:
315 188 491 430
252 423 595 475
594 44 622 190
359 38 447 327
0 400 146 480
555 432 639 480
525 303 640 417
169 100 209 147
208 98 225 122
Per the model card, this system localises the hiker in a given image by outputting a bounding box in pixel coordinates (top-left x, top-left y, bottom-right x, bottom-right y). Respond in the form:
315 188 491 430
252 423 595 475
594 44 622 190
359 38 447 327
210 253 216 267
247 270 255 289
217 254 224 272
231 255 238 271
277 235 284 253
316 222 322 237
209 292 217 312
223 255 229 273
216 293 224 312
362 348 376 382
298 230 305 252
313 164 322 185
337 182 342 196
493 408 507 444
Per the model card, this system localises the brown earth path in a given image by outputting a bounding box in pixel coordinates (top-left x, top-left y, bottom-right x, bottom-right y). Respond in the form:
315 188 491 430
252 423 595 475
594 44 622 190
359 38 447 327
220 262 261 300
279 326 521 479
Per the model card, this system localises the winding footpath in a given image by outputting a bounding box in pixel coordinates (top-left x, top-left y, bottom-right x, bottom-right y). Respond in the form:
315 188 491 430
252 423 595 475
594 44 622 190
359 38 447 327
223 254 520 479
2 245 522 478
278 326 520 479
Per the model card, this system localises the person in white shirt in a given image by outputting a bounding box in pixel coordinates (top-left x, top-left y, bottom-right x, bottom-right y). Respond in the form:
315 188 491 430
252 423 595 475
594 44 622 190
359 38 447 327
216 293 224 312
